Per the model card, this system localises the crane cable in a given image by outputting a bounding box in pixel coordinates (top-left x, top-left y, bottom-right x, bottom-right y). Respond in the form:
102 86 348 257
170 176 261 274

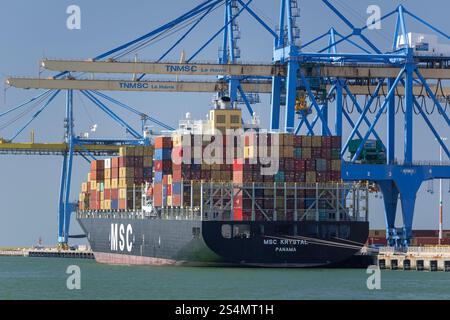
112 1 225 61
0 91 54 131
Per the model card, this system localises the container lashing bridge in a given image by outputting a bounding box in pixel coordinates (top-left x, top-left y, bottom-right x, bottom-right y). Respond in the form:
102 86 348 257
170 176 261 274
2 0 450 247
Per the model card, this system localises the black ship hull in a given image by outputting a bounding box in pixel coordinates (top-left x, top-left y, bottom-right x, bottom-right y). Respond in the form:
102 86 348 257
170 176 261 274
77 217 369 268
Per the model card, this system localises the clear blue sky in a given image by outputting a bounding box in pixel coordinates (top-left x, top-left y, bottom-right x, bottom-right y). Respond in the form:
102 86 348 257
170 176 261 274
0 0 449 246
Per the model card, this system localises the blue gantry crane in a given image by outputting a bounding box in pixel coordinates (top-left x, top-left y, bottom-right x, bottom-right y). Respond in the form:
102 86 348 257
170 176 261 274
2 0 450 247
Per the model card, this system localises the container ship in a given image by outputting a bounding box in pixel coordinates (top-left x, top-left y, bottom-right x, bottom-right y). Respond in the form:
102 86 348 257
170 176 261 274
77 97 369 267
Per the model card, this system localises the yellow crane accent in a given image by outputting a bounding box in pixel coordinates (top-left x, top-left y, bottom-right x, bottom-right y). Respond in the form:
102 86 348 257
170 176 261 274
0 140 120 155
295 96 310 113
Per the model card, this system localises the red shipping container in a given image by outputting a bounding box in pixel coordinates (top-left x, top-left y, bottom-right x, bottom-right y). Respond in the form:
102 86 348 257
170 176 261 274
173 169 182 181
153 183 163 207
104 189 111 199
90 160 104 172
111 189 119 199
322 136 332 148
112 158 119 168
294 135 302 147
295 159 306 171
172 195 182 207
90 171 104 181
233 160 244 171
154 136 172 149
111 167 119 179
233 171 244 183
331 136 342 149
321 148 331 159
119 156 135 167
167 184 172 196
154 160 163 172
234 208 243 221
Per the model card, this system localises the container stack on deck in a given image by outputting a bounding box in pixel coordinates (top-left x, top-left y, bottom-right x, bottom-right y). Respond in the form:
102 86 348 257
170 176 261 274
149 133 342 220
232 133 342 221
78 132 343 218
78 146 154 211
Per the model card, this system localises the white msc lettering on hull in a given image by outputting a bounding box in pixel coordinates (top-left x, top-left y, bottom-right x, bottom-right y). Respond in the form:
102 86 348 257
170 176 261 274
110 224 133 252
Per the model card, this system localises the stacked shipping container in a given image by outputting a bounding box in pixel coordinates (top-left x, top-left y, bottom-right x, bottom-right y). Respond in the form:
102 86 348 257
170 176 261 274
232 134 342 221
78 146 154 211
79 133 343 218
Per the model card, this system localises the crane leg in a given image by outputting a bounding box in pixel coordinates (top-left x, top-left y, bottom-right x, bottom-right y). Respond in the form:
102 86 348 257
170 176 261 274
379 180 399 247
271 76 281 131
395 175 423 247
284 61 298 133
58 154 68 246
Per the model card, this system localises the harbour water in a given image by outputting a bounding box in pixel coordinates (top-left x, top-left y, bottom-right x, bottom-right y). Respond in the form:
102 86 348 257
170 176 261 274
0 256 449 300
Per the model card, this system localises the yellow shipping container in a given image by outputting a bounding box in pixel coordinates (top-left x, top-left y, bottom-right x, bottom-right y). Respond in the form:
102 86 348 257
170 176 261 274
100 201 105 211
119 188 127 200
244 146 257 159
167 175 173 185
87 172 92 182
82 183 88 193
100 192 105 201
120 146 135 157
119 167 134 178
211 171 221 181
104 200 111 210
167 196 172 207
105 179 111 189
104 169 111 180
302 136 312 148
331 160 341 171
144 146 154 157
90 181 97 191
111 179 119 189
306 172 316 183
134 146 144 156
119 178 134 188
282 134 294 146
301 148 312 159
312 136 322 147
283 146 294 158
221 172 231 181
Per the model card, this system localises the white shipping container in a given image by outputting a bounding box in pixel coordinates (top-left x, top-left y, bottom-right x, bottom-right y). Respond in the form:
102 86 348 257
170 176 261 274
104 158 112 169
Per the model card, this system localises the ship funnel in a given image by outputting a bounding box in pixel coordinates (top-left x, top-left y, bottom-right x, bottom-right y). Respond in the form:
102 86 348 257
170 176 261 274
219 96 231 110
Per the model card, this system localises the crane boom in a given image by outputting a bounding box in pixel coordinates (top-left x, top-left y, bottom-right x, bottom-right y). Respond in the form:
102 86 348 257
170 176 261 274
41 59 450 79
5 78 273 93
6 77 450 97
42 60 284 77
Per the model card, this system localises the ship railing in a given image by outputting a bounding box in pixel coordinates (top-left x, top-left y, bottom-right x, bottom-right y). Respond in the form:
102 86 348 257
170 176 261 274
185 181 369 223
